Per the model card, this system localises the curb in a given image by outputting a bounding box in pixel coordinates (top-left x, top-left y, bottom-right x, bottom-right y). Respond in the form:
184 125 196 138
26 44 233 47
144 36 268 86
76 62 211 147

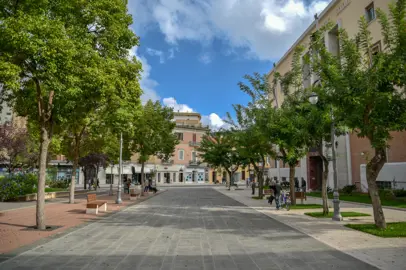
307 196 406 212
0 190 166 265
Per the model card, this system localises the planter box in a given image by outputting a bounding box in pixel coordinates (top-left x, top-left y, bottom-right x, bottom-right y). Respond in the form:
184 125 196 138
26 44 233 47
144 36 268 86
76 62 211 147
13 189 88 202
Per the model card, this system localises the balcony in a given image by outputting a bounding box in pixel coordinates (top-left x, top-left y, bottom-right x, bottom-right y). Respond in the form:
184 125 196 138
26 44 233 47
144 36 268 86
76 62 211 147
161 160 174 165
189 160 201 166
189 141 200 147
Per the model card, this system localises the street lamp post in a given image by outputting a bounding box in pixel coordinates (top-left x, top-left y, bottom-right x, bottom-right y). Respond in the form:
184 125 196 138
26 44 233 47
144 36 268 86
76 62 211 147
116 132 123 204
309 92 342 221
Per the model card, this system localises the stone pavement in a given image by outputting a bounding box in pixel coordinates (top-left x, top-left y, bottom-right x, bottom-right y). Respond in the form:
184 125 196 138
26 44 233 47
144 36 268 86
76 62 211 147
216 187 406 270
0 188 376 269
0 191 158 254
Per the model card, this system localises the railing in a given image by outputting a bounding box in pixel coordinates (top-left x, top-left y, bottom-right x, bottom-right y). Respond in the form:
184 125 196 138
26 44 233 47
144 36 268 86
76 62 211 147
161 160 174 165
189 141 200 147
189 160 201 166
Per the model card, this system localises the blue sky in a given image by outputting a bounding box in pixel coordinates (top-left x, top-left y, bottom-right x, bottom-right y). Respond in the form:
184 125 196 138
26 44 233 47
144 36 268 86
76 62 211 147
128 0 330 128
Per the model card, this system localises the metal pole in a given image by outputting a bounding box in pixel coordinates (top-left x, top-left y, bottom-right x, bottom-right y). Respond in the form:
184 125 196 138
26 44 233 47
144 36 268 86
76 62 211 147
109 163 113 196
331 108 342 221
116 132 123 204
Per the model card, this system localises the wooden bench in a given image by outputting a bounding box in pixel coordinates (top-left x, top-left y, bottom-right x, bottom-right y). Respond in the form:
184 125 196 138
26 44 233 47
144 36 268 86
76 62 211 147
295 191 307 204
130 189 140 201
86 194 107 214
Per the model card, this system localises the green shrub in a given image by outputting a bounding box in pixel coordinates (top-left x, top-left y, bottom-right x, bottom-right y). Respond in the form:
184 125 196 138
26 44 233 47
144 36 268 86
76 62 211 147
394 189 406 197
0 174 38 201
379 189 396 200
341 185 357 195
48 179 70 189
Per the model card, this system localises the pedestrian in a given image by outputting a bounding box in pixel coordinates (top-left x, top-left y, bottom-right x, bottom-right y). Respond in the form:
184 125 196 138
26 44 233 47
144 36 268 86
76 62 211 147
251 179 256 195
268 181 277 205
97 179 100 189
274 180 282 210
246 178 249 188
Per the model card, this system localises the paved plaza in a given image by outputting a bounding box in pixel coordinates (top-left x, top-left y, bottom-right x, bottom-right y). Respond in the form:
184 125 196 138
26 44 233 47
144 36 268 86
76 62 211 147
0 188 377 270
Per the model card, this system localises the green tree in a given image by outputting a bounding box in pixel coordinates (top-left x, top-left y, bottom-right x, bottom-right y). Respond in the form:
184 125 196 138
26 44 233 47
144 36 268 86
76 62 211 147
230 73 276 198
199 130 244 190
129 100 178 195
0 0 138 229
309 0 406 228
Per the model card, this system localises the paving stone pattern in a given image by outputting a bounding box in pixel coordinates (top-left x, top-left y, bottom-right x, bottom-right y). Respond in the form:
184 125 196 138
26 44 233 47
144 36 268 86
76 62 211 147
0 188 377 270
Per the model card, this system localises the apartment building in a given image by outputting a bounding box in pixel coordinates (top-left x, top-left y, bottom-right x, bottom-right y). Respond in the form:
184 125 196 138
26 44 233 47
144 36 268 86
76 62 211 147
268 0 406 191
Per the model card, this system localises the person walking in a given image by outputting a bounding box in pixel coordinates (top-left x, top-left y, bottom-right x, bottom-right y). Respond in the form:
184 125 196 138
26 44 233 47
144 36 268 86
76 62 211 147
274 180 282 210
268 181 277 205
251 179 256 195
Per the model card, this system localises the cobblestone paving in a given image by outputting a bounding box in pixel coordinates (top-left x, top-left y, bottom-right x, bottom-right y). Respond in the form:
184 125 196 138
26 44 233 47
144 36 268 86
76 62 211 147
0 188 377 270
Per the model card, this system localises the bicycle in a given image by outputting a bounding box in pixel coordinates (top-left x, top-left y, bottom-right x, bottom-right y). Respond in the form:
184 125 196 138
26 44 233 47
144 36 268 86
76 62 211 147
280 190 291 211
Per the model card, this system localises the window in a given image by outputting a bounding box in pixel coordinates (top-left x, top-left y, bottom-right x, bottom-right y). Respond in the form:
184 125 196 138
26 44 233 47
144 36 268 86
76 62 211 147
191 151 197 162
370 40 381 57
175 132 183 141
193 133 197 142
178 149 184 160
365 2 375 23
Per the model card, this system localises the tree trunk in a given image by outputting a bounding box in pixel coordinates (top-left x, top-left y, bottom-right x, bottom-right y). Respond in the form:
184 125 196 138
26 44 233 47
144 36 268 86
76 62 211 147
140 162 145 196
321 155 329 215
227 171 232 190
69 148 79 204
289 165 296 206
36 125 51 230
258 171 263 199
366 147 387 229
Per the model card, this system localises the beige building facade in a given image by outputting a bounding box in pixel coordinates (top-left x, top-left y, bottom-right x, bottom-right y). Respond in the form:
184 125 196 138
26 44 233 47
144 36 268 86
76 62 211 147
268 0 406 191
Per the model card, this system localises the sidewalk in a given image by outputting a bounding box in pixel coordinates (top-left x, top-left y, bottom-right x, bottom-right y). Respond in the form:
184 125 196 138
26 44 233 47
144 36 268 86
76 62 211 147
215 187 406 270
0 191 164 255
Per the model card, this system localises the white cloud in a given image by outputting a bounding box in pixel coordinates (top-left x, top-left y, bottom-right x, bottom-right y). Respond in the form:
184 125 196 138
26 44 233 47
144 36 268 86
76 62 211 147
168 47 178 59
146 48 165 63
201 113 229 130
129 0 330 60
199 53 212 64
163 97 194 112
129 47 160 102
162 97 228 130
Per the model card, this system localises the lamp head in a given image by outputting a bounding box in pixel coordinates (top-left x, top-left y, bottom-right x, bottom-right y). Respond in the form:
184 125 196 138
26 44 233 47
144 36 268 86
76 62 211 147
309 92 319 105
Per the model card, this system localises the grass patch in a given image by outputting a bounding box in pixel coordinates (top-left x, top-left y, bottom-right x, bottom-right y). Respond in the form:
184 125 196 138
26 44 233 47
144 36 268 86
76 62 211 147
305 211 370 218
290 204 323 210
345 222 406 237
307 192 406 208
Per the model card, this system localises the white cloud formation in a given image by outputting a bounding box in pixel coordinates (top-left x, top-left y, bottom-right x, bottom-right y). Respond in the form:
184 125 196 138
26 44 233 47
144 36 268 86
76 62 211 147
199 53 212 64
129 0 330 60
146 48 165 63
129 47 160 102
163 97 194 113
163 97 228 130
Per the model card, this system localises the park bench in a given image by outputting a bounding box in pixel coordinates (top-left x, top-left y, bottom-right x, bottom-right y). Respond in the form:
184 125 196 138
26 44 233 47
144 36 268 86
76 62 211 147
295 191 307 204
86 194 107 214
129 189 140 201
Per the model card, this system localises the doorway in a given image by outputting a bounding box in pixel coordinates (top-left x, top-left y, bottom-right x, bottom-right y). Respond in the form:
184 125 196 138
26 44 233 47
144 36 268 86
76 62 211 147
212 171 217 183
164 172 170 184
308 156 323 190
179 173 183 182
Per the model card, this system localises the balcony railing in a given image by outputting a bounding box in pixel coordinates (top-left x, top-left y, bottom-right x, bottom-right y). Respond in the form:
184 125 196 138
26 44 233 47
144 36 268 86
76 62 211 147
161 160 174 165
189 141 200 147
189 160 201 166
